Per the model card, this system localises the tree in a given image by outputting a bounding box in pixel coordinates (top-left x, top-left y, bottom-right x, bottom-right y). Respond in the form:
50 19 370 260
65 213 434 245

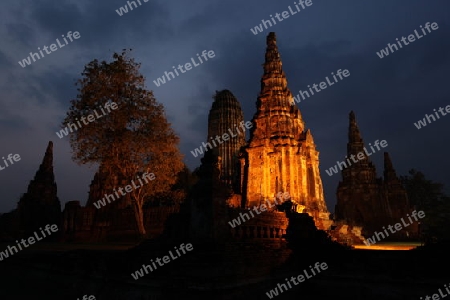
145 165 198 207
400 169 450 242
62 50 184 236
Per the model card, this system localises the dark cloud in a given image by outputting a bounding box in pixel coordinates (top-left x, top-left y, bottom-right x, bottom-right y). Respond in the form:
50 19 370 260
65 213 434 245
0 0 449 213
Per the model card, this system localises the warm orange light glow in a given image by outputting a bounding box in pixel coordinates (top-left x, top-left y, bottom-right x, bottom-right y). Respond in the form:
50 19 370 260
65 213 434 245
354 242 420 250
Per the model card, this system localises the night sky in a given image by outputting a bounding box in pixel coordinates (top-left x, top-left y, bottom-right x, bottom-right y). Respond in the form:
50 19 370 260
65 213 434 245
0 0 449 213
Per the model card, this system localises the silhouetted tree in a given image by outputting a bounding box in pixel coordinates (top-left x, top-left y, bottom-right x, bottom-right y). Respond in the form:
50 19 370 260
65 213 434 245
401 169 450 242
144 165 198 207
62 50 184 236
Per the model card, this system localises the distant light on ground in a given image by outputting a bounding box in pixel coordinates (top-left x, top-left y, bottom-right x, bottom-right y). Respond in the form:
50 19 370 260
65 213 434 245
354 242 421 250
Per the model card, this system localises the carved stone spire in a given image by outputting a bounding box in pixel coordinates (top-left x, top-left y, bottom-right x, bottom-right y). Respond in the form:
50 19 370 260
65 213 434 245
347 111 370 164
41 141 54 173
22 141 58 204
207 89 246 187
341 111 378 183
335 113 416 239
383 152 398 183
18 141 61 237
249 32 305 145
382 152 414 231
260 32 292 105
242 32 331 230
347 111 364 155
336 112 381 229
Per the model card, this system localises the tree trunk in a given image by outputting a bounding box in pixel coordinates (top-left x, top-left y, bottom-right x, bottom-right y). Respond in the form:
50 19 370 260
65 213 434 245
133 199 146 236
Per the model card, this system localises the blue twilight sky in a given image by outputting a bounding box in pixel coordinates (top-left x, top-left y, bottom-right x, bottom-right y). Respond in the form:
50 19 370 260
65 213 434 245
0 0 449 213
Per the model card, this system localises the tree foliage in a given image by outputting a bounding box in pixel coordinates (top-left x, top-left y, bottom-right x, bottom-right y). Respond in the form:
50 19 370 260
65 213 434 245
400 169 450 242
62 50 184 235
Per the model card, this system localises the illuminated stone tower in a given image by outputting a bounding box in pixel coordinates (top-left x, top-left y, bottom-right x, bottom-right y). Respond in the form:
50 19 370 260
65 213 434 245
207 90 246 188
241 32 331 230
